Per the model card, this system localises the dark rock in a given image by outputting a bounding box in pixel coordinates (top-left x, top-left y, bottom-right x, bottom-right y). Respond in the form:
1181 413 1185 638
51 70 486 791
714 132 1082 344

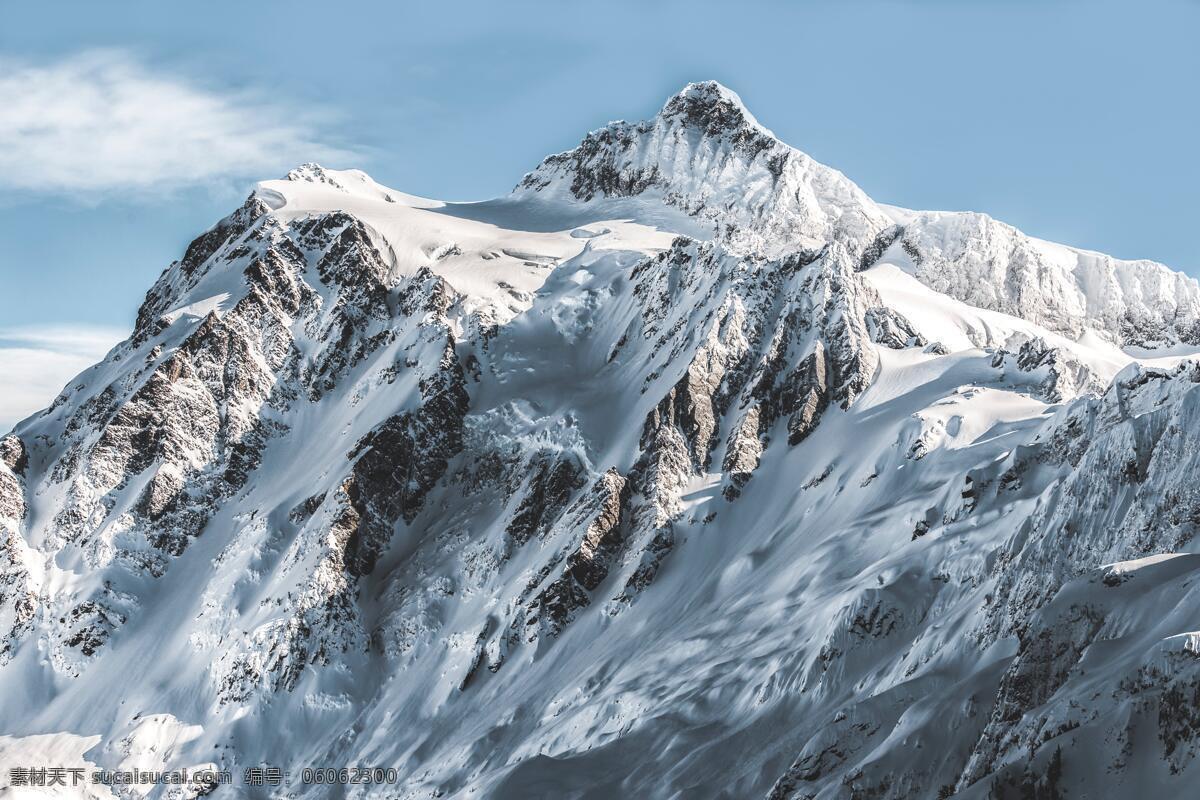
0 436 27 475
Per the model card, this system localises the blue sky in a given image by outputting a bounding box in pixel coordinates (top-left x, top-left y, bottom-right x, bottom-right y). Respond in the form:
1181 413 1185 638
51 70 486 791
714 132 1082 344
1 0 1197 426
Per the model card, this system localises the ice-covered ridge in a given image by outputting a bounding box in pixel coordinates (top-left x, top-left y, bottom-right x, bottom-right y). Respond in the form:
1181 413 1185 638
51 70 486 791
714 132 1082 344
515 80 1200 348
880 205 1200 348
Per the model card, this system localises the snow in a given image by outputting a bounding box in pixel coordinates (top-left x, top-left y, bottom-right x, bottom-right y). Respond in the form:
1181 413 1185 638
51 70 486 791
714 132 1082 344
864 259 1132 378
880 204 1200 348
249 167 687 327
0 733 113 799
3 82 1200 799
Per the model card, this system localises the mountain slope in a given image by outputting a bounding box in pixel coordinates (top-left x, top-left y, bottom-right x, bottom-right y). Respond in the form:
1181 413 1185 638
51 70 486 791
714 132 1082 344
3 82 1200 799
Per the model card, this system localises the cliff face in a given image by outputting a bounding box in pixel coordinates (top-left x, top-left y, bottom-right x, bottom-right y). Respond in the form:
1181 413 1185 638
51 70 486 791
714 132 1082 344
4 82 1200 799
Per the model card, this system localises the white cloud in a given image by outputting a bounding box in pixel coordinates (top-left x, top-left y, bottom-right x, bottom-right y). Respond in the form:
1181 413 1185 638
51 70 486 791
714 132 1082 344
0 325 126 431
0 50 358 195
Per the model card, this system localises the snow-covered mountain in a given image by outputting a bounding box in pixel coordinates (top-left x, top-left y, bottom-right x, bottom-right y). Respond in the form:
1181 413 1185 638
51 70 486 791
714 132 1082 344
4 81 1200 799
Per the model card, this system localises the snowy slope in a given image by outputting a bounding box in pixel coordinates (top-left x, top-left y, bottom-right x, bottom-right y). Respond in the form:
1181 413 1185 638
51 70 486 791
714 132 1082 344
3 82 1200 800
880 205 1200 348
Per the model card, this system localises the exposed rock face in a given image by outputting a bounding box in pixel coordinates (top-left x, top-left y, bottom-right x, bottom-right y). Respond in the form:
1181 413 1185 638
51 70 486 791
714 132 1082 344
522 468 631 640
0 435 34 666
6 82 1200 799
989 336 1106 403
343 336 469 576
132 195 274 344
504 452 587 545
0 438 26 524
0 435 27 475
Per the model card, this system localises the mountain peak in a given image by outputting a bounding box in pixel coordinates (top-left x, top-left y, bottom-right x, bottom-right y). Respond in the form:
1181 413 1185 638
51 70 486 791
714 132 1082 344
657 80 772 140
285 162 333 182
516 81 887 256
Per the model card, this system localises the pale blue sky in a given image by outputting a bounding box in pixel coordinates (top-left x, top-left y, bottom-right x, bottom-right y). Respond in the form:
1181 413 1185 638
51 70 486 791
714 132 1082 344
1 0 1197 427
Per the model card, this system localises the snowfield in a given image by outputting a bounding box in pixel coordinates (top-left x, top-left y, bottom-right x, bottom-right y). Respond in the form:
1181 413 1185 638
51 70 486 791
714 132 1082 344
3 82 1200 799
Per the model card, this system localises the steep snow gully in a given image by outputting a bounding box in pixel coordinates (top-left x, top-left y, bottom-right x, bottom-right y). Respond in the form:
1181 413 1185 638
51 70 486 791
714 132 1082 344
4 82 1200 799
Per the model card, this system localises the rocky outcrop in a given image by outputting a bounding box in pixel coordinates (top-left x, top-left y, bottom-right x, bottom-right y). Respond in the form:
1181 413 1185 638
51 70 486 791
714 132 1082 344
990 336 1104 403
343 337 469 576
0 435 27 476
132 195 272 343
721 242 896 497
505 452 587 545
522 469 631 640
0 437 26 525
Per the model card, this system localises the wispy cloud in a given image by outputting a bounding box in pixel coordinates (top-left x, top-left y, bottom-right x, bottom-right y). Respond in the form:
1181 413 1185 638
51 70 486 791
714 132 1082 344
0 325 126 431
0 50 358 196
